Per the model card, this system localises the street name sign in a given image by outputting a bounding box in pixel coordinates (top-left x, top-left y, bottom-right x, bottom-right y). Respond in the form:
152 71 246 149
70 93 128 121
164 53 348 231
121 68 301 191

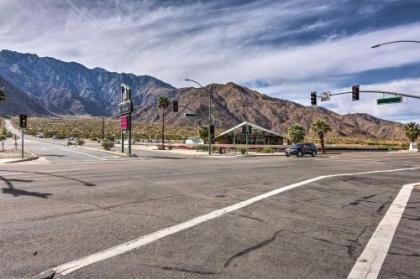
321 92 330 102
377 96 402 105
185 112 197 117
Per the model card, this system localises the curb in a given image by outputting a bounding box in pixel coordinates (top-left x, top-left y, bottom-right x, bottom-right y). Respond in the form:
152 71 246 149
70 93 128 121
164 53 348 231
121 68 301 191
4 151 39 164
80 146 137 157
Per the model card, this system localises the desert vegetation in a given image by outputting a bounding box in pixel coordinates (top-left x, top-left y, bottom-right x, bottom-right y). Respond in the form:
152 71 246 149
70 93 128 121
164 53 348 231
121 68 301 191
14 117 199 142
10 117 415 150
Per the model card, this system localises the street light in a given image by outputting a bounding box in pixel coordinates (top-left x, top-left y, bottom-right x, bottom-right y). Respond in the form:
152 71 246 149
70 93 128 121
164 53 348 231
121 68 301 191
185 78 213 155
371 40 420 48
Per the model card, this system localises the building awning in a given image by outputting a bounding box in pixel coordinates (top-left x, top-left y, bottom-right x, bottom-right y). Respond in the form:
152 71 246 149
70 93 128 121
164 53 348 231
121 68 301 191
216 121 281 138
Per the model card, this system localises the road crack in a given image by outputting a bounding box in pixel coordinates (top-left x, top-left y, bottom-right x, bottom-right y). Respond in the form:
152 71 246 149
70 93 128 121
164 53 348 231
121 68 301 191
231 213 268 224
223 230 283 268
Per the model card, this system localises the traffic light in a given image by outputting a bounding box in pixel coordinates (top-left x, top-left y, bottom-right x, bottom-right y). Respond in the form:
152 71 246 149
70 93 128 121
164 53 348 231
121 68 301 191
0 89 5 101
210 124 215 137
173 100 178 112
20 114 27 128
311 92 317 106
352 85 360 101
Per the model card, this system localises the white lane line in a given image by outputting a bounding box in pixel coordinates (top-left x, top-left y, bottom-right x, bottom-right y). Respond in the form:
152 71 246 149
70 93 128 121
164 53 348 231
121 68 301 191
59 148 107 161
38 166 420 277
347 182 419 279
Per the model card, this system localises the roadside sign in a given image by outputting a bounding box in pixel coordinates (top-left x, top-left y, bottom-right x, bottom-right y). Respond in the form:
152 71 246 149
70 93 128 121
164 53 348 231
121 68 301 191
117 101 133 115
377 96 402 105
119 84 133 155
321 92 330 102
120 115 128 130
19 114 27 128
185 112 196 117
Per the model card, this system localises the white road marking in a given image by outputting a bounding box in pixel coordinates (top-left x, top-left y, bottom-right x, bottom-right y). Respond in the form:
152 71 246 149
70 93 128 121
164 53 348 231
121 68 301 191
347 182 419 279
38 166 420 277
59 148 107 160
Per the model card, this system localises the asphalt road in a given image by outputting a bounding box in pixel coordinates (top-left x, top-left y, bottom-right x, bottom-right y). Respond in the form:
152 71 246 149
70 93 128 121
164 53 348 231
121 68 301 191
3 119 186 163
0 131 419 278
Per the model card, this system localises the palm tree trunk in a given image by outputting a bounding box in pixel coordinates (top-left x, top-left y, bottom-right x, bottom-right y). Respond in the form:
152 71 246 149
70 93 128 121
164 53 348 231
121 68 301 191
320 134 325 154
161 108 165 150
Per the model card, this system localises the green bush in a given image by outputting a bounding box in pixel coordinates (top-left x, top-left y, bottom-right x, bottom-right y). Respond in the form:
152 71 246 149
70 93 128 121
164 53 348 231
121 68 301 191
195 145 208 152
262 146 273 153
77 139 85 146
102 139 114 150
239 147 247 155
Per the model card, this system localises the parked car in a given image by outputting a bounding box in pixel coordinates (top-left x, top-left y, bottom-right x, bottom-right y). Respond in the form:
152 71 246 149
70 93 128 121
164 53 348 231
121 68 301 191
285 143 317 157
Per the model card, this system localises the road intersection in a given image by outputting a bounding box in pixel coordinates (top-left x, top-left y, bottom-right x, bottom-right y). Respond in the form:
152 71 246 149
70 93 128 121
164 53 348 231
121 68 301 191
0 128 419 278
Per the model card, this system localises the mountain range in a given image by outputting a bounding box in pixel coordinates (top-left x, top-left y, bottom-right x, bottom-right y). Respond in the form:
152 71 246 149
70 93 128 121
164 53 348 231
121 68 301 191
0 49 405 139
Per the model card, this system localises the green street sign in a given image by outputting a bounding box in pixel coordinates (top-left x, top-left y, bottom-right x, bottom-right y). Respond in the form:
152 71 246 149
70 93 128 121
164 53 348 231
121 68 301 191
184 112 197 117
377 96 402 105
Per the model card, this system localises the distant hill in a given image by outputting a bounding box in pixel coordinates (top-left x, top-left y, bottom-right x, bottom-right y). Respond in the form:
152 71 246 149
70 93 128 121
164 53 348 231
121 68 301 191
0 49 174 116
135 82 405 139
0 75 51 116
0 49 405 139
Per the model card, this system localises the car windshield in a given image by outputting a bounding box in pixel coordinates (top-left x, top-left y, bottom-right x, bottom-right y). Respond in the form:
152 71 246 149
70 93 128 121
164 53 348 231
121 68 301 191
290 144 301 148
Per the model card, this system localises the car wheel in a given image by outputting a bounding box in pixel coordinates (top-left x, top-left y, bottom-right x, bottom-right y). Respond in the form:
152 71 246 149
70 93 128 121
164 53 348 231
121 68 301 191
311 150 316 157
297 151 303 157
286 153 290 157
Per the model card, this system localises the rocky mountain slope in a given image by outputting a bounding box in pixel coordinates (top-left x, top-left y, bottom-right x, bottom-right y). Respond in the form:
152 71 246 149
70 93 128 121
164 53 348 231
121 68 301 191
136 83 405 139
0 50 174 116
0 49 405 139
0 75 51 117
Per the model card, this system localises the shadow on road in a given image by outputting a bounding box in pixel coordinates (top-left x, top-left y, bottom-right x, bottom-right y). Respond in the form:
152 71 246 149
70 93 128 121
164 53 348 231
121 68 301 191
0 176 52 198
0 170 96 187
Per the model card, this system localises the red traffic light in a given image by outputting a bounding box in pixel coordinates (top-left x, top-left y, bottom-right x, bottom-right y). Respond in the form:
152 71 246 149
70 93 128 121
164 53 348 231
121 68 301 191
352 85 360 101
310 92 317 106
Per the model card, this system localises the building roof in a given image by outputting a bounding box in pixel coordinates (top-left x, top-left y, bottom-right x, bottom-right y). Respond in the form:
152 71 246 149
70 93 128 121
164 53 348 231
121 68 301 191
216 121 282 138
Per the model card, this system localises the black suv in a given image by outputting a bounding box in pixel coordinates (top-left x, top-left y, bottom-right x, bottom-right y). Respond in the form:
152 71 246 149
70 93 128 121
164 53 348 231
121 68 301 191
285 143 317 157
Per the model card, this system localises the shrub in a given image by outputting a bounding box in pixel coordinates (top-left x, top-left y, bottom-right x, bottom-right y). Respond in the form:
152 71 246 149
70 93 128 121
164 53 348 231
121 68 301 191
77 139 85 146
239 147 247 155
262 146 273 153
102 139 114 150
195 145 208 152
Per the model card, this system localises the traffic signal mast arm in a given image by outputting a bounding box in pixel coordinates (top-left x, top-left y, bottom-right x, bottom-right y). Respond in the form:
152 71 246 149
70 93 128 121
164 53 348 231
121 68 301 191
328 90 420 100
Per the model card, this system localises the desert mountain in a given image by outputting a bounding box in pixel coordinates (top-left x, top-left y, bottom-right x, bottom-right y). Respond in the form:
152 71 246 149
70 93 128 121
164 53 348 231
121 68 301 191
0 50 174 116
136 83 405 139
0 75 51 117
0 49 405 139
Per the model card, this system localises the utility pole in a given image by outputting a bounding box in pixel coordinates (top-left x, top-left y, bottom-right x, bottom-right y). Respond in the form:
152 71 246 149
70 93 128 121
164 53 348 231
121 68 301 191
185 79 213 155
102 117 105 139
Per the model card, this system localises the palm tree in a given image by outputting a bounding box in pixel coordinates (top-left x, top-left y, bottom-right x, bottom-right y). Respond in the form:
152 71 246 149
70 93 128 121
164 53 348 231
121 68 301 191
311 119 331 154
404 122 419 142
404 122 419 151
157 96 171 150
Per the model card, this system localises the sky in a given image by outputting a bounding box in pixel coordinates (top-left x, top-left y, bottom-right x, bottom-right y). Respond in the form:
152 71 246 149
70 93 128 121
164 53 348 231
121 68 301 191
1 0 420 122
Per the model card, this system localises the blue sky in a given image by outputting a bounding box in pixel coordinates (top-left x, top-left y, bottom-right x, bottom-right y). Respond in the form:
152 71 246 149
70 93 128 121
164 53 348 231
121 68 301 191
1 0 420 122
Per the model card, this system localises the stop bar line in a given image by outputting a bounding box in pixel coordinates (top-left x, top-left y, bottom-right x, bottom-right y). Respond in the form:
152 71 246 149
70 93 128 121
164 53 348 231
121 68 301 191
36 166 420 277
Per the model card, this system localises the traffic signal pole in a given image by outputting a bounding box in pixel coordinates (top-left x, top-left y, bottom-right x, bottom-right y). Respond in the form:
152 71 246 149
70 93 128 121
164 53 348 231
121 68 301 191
21 129 24 158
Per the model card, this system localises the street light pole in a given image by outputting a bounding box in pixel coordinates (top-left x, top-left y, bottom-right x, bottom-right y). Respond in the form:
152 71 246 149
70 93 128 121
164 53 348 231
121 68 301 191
185 78 212 155
371 40 420 48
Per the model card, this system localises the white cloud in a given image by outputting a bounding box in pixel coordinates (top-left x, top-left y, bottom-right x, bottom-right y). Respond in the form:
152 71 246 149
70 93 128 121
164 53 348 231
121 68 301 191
1 0 420 123
323 78 420 123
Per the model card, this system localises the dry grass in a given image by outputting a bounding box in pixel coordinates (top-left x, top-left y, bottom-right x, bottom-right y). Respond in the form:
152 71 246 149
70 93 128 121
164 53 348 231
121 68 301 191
13 117 201 142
